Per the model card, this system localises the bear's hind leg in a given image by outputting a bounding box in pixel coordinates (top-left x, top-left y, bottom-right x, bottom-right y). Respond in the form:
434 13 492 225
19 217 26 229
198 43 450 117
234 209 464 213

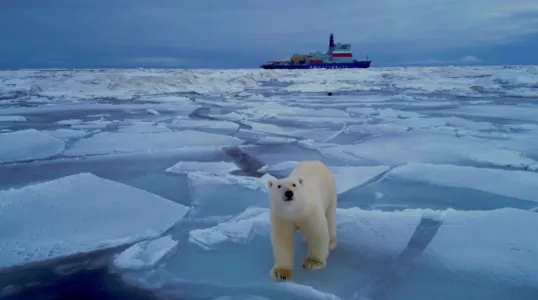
302 212 330 271
326 199 337 251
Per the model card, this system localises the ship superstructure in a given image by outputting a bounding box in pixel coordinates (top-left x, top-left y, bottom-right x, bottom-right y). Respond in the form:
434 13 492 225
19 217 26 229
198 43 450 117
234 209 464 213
261 34 371 70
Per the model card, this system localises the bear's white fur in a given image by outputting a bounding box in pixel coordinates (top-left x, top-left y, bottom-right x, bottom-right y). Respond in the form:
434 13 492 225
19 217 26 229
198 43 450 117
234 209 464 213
266 160 337 281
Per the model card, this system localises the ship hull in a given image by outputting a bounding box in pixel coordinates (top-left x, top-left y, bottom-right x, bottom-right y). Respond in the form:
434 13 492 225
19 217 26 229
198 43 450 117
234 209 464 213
261 60 371 70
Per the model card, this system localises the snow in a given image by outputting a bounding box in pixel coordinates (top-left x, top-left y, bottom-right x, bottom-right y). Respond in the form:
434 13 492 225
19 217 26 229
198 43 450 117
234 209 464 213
116 122 172 133
146 108 160 115
166 161 239 175
0 173 188 271
0 129 65 164
423 208 538 283
170 119 240 135
113 235 178 270
330 165 390 194
64 130 244 157
389 163 538 202
173 207 538 300
42 128 91 140
0 116 27 122
1 66 538 299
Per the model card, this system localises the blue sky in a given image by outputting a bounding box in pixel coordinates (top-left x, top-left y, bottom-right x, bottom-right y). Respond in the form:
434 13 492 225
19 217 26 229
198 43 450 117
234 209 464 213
1 0 538 68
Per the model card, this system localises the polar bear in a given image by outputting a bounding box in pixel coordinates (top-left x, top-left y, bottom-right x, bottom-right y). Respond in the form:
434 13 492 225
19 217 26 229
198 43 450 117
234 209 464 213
266 160 337 281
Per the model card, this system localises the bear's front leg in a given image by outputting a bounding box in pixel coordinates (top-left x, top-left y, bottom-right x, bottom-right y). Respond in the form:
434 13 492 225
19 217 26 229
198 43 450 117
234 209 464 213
270 216 295 281
301 211 330 270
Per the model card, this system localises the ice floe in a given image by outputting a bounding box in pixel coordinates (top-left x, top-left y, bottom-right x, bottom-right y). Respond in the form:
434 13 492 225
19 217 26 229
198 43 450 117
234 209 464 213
0 173 188 271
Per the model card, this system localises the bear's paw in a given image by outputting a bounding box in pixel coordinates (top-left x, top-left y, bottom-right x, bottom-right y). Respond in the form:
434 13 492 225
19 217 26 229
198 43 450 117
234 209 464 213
271 267 294 281
329 238 337 251
302 257 325 270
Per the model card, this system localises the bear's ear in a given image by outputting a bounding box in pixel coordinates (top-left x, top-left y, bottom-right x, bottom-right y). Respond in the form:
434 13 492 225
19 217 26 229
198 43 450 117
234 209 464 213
298 178 303 185
267 180 273 189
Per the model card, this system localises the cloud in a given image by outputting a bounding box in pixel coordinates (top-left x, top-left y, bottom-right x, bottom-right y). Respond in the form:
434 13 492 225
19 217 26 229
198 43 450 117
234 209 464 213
1 0 538 67
101 0 538 52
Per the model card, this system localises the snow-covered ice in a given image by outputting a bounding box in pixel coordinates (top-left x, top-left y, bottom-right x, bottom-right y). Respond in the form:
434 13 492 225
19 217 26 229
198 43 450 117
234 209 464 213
64 130 244 157
0 116 27 122
388 163 538 203
1 66 538 300
0 129 65 164
139 207 537 300
42 128 91 140
0 173 188 271
113 235 178 271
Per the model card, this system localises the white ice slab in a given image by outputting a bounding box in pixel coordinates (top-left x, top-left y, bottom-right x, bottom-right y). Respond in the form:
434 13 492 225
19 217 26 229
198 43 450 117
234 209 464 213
430 105 538 122
186 170 276 193
189 207 423 257
331 165 390 194
56 119 83 125
42 128 91 140
64 130 244 156
467 149 538 169
0 129 65 164
116 122 172 134
422 208 538 284
0 116 26 122
189 207 270 250
113 235 178 270
189 206 538 286
146 109 160 115
305 130 538 167
245 121 342 143
389 163 538 202
166 161 239 175
0 173 189 271
170 119 239 135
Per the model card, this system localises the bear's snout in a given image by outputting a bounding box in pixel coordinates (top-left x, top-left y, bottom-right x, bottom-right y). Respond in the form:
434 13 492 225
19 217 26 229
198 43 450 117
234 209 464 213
284 190 294 201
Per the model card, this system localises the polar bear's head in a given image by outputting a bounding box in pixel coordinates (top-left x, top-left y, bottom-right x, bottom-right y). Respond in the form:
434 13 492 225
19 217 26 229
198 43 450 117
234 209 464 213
267 177 306 219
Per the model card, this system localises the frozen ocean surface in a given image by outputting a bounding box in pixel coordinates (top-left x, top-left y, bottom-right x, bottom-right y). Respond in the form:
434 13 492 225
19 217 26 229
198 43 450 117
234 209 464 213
0 66 537 300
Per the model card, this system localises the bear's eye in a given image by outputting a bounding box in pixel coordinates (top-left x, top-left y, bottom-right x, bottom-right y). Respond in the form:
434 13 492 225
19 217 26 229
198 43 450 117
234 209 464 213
277 185 281 189
292 183 296 187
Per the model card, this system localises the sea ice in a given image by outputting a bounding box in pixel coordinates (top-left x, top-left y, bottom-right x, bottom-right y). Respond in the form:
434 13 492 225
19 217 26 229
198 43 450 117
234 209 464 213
422 208 538 283
0 116 27 122
113 235 178 271
0 173 189 271
304 130 538 168
56 119 84 125
170 118 240 135
116 121 172 134
183 171 274 218
0 129 65 164
137 207 424 300
166 161 239 175
146 108 160 115
42 128 91 140
178 207 538 300
388 163 538 202
64 130 244 157
429 104 538 122
2 66 538 300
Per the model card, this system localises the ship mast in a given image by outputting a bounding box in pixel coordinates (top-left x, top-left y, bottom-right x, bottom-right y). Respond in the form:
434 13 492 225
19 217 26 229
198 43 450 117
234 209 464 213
328 33 335 53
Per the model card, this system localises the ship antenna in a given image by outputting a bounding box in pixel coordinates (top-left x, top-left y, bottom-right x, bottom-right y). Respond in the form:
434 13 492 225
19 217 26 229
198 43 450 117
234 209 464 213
329 33 335 52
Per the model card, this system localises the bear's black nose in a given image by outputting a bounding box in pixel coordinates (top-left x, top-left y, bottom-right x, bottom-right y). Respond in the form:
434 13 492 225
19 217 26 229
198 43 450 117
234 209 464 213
284 190 293 200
